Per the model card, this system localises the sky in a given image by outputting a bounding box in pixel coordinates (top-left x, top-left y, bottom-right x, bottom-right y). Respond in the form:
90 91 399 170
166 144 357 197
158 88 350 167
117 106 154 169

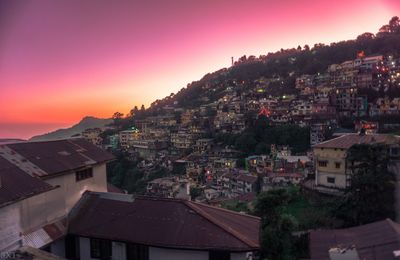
0 0 399 139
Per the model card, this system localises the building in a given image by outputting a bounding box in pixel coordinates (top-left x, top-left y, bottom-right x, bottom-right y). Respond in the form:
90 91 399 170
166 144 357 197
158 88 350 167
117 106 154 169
81 128 103 146
0 139 114 253
313 133 400 193
170 130 195 151
119 128 140 149
131 139 168 159
309 219 400 260
194 138 214 154
67 191 260 260
220 172 258 195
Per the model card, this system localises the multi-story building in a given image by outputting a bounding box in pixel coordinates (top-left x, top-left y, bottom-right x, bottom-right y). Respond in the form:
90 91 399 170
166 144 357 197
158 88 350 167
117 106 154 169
193 138 214 154
0 139 114 253
119 128 140 149
313 133 400 194
170 130 195 151
81 127 103 146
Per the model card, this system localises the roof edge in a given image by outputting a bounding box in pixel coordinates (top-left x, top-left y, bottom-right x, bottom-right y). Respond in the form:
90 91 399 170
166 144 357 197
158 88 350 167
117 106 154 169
184 200 260 249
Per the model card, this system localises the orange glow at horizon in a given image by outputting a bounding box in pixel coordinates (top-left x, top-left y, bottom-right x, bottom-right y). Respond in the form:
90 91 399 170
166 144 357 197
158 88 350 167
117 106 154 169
0 0 399 139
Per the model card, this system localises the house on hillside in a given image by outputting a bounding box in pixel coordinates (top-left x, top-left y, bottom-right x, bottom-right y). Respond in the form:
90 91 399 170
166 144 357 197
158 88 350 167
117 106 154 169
312 133 400 194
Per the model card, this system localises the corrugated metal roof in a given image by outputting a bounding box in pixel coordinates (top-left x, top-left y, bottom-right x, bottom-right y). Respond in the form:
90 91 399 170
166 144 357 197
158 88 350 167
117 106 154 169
313 134 399 149
5 139 114 177
22 219 67 249
310 219 400 260
0 157 54 207
69 192 260 251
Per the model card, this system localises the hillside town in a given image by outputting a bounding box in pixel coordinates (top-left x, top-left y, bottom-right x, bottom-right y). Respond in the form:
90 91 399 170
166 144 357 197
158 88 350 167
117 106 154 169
1 14 400 260
77 52 400 201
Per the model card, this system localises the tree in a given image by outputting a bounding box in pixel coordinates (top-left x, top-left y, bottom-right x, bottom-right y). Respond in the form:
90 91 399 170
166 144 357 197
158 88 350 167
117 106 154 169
254 189 297 259
335 144 396 227
389 16 400 33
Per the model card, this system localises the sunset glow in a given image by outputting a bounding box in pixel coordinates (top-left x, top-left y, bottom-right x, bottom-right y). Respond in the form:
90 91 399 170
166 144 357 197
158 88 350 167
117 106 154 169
0 0 399 139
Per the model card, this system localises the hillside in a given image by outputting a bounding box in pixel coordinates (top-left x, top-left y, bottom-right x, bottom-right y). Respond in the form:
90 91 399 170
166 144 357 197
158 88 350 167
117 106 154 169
30 116 113 141
142 16 400 115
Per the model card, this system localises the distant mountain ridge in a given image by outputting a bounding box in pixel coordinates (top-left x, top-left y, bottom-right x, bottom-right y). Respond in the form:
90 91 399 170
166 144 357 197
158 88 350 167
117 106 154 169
30 116 113 141
0 138 26 145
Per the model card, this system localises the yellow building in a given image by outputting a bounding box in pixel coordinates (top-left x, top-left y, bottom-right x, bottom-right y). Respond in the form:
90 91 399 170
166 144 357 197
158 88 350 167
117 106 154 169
313 133 400 194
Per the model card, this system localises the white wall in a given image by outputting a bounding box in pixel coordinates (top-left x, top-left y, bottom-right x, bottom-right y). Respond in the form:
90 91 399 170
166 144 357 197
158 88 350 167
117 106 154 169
0 203 21 252
77 237 252 260
79 237 127 260
149 247 208 260
45 164 107 214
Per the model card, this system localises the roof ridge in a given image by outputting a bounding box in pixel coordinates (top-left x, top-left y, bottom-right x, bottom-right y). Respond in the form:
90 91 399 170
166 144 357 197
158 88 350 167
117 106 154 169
189 200 260 220
184 200 259 248
385 218 400 234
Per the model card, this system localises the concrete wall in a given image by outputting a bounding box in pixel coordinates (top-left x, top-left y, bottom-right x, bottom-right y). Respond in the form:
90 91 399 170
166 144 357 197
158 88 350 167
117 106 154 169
76 237 252 260
314 147 347 188
0 203 21 251
149 247 208 260
79 237 127 260
45 164 108 214
0 163 107 252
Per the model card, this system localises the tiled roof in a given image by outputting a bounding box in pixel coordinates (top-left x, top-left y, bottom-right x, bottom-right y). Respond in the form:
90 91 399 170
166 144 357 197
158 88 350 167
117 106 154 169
69 192 260 251
0 157 54 207
310 219 400 260
313 134 400 149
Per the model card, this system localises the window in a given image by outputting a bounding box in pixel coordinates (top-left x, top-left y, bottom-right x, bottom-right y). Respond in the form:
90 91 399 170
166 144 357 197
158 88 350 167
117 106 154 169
90 238 111 259
335 162 341 169
318 161 328 167
209 251 230 260
76 168 93 182
126 244 149 260
327 177 335 184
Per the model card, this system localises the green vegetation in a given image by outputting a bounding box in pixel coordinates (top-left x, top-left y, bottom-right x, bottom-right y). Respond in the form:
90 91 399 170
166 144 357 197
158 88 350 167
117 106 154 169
107 151 169 194
220 200 250 213
334 143 396 227
216 116 310 156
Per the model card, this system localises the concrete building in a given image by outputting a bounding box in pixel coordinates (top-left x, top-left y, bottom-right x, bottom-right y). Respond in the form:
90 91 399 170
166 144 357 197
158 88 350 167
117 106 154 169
0 139 114 253
313 133 400 193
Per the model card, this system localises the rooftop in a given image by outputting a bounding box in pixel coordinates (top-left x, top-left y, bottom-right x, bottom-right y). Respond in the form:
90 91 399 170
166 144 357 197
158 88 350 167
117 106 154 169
313 133 400 149
0 157 54 208
2 139 114 178
310 219 400 260
69 192 260 252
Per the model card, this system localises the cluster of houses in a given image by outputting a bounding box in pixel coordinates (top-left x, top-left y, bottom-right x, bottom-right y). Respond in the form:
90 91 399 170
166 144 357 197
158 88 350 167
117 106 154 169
69 53 400 204
0 139 260 259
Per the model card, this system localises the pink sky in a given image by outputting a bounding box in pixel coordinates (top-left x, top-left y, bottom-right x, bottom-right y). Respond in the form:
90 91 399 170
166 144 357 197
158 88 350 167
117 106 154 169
0 0 399 139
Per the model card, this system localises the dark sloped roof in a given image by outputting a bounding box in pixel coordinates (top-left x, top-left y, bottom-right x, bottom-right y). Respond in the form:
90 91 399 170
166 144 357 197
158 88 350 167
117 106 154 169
69 192 260 251
310 219 400 260
0 157 54 207
313 134 400 149
6 139 114 177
